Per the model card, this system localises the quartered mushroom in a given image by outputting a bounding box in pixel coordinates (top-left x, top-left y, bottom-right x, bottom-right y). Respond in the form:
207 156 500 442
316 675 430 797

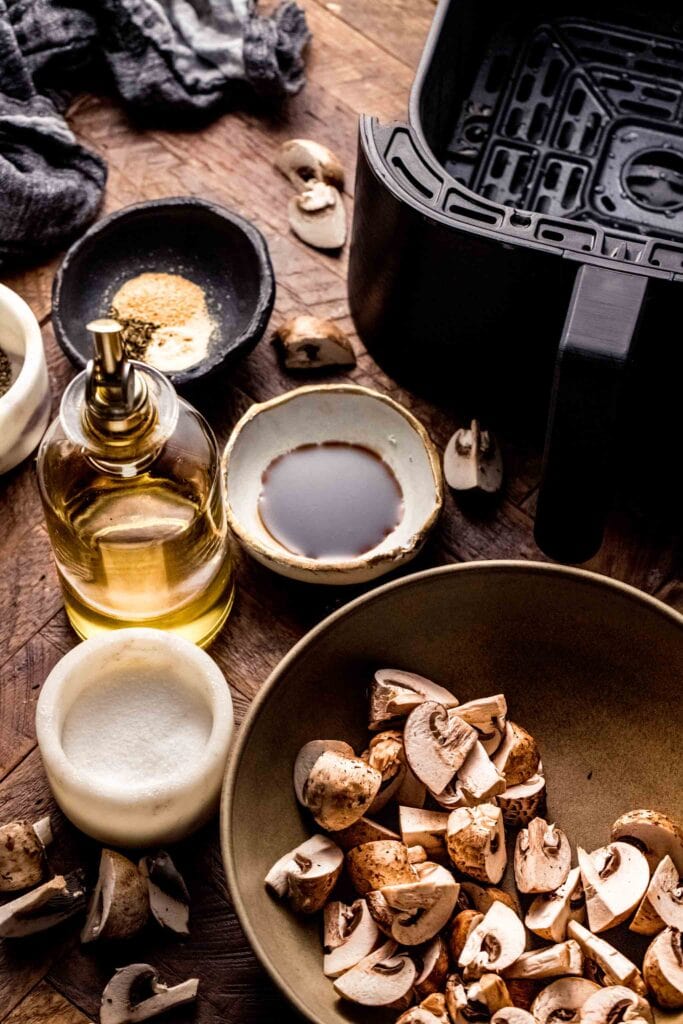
447 803 507 884
514 818 571 894
492 723 541 787
398 992 450 1024
265 833 343 913
139 851 190 936
332 939 416 1006
414 934 450 997
567 921 647 995
346 840 417 896
492 1009 536 1024
578 985 654 1024
334 816 400 851
460 882 522 917
404 701 477 793
368 862 459 945
456 742 507 803
288 182 347 250
293 739 355 804
448 909 485 962
369 669 459 730
531 978 601 1024
274 315 356 371
443 420 503 496
499 775 547 828
363 730 407 813
631 855 683 935
399 806 450 860
0 816 52 892
323 898 380 977
274 138 345 191
81 850 149 943
303 749 382 830
100 964 198 1024
449 695 508 756
577 841 649 932
449 973 514 1024
503 940 583 979
526 866 586 942
0 871 86 938
458 900 526 978
643 927 683 1009
611 810 683 875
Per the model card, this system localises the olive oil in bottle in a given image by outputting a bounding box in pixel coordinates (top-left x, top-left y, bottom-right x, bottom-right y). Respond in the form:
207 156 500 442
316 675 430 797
37 320 234 646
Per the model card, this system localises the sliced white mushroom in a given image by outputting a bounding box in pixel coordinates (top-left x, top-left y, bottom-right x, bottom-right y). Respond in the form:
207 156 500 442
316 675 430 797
531 978 601 1024
372 861 460 945
450 695 508 755
346 840 417 896
82 850 150 943
460 882 522 918
293 739 354 804
459 900 527 978
139 851 190 936
457 742 507 803
303 749 382 830
264 833 343 914
503 940 583 980
447 803 507 884
404 701 478 793
0 816 52 892
363 730 406 813
322 898 380 977
492 723 541 787
414 934 450 998
369 669 459 730
288 182 347 250
579 985 654 1024
631 856 683 935
332 939 416 1006
492 1010 536 1024
499 776 547 828
0 871 86 938
526 867 586 942
567 921 647 995
398 992 450 1024
643 928 683 1009
577 841 650 932
333 816 400 851
100 964 198 1024
611 811 683 875
515 818 571 894
400 806 450 860
274 138 345 191
274 315 356 371
448 909 485 962
470 975 514 1013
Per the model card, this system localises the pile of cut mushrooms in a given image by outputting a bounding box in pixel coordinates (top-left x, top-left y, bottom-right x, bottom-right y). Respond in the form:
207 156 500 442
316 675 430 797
265 669 683 1022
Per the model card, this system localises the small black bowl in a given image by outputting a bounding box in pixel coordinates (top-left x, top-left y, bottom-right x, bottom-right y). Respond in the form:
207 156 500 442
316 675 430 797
52 197 275 386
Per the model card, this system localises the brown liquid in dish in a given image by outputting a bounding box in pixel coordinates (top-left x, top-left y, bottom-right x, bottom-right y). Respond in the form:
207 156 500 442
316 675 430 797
258 442 404 559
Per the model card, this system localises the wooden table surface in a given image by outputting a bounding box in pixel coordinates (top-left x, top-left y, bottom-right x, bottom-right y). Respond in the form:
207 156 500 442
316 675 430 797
0 1 680 1021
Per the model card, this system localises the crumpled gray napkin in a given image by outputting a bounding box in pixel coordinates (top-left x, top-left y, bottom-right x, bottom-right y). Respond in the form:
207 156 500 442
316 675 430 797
0 0 310 270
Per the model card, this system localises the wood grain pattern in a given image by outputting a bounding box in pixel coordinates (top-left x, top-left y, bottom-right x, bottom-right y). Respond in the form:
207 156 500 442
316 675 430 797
0 0 679 1021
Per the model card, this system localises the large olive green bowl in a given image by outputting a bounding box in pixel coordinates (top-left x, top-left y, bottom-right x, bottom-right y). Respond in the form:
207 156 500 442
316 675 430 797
221 561 683 1024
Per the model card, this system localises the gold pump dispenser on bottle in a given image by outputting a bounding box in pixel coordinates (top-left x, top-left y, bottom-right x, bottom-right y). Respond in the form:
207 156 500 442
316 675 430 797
37 320 234 646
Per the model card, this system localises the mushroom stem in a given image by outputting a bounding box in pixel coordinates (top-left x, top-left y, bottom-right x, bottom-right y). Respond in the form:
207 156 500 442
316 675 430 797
100 964 199 1024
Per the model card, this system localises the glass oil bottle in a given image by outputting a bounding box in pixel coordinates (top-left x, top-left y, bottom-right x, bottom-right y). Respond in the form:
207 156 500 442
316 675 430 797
37 320 234 647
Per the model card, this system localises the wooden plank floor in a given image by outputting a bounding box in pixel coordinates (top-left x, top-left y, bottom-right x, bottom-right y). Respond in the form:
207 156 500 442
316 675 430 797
0 1 679 1020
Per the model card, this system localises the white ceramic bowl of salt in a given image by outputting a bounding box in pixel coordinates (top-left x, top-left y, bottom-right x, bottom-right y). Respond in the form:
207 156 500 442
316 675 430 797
36 628 233 847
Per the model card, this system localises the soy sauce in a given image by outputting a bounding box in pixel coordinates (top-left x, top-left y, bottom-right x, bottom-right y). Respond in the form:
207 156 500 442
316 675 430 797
258 442 404 559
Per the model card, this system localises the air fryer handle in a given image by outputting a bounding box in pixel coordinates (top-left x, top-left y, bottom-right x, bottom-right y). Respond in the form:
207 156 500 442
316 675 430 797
534 264 647 563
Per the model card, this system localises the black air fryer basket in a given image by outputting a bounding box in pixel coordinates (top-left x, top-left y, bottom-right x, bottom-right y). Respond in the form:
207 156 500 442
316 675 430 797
348 0 683 562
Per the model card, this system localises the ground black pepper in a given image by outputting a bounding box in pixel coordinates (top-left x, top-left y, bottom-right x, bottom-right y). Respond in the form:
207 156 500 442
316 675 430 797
0 347 13 398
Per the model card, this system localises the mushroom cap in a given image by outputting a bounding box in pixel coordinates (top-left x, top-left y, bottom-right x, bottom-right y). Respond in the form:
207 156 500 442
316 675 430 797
288 183 347 250
578 841 650 932
346 840 417 896
303 749 382 830
379 862 460 945
0 871 86 938
81 850 149 943
499 776 547 828
448 909 485 962
531 978 601 1024
447 804 507 885
449 694 508 756
100 963 199 1024
578 986 654 1024
611 811 683 875
525 866 585 942
275 315 355 370
492 722 541 787
322 898 381 978
332 939 417 1006
404 701 478 793
139 851 190 936
370 669 459 729
274 138 345 191
0 820 50 893
364 731 407 814
492 1009 536 1024
632 855 683 934
265 833 343 913
458 900 526 977
643 928 683 1009
515 818 571 894
460 882 522 918
293 739 354 804
334 816 400 851
414 934 450 997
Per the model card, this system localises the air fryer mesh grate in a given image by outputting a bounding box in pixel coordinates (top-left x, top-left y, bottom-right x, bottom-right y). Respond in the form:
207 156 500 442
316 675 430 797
445 18 683 239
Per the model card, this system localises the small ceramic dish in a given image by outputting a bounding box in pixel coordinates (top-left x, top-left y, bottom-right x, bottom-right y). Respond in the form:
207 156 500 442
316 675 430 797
35 628 233 848
223 384 443 584
52 197 275 387
0 283 51 474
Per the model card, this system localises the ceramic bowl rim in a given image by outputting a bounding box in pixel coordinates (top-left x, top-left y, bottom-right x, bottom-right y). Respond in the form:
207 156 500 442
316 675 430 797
0 283 45 410
220 558 683 1024
51 196 276 385
222 383 444 575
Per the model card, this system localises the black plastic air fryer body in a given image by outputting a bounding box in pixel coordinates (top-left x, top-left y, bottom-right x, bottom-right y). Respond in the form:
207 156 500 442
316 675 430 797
348 0 683 562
